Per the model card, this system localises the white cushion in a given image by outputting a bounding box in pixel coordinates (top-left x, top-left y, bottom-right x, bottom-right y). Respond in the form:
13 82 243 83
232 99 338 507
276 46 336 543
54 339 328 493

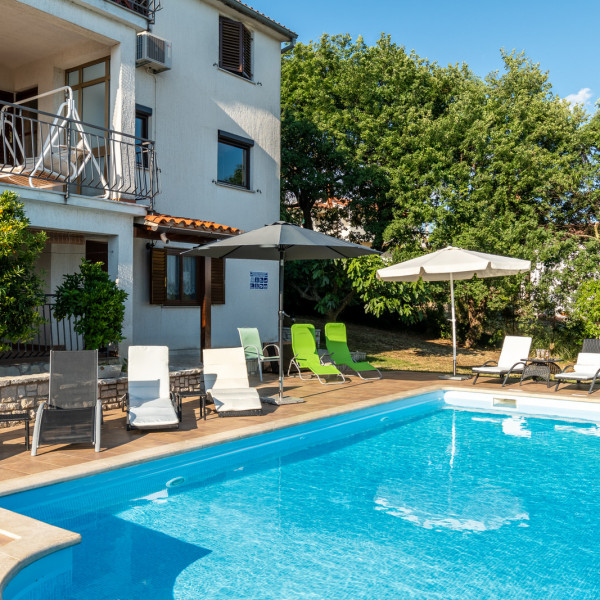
497 336 532 369
208 389 262 412
472 364 524 375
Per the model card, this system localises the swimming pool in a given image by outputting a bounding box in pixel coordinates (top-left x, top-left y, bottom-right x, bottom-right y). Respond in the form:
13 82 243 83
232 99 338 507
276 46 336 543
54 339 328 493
3 391 600 599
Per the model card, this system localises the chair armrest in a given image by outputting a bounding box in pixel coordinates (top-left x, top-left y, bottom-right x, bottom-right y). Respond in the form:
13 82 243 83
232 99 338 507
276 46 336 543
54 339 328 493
243 344 261 359
262 343 280 356
481 360 498 367
558 364 575 374
505 361 527 377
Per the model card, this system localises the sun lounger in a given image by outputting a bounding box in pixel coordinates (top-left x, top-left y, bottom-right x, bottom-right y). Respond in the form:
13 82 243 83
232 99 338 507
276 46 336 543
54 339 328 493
238 327 280 381
554 353 600 394
202 347 263 416
125 346 182 430
31 350 102 456
288 323 346 384
324 322 381 380
472 335 532 386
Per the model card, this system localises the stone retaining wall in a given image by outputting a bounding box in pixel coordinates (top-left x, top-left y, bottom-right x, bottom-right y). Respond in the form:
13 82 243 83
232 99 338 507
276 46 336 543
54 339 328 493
0 369 203 426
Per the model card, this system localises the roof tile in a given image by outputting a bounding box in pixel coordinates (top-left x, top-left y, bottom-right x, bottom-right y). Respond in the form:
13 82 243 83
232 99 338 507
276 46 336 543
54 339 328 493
145 213 240 235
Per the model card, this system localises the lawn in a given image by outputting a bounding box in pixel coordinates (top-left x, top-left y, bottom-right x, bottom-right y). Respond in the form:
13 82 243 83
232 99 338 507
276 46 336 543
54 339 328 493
297 317 501 376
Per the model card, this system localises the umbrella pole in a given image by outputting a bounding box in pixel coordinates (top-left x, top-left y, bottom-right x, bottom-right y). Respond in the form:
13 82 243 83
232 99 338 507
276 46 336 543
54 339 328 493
278 250 284 402
450 274 457 377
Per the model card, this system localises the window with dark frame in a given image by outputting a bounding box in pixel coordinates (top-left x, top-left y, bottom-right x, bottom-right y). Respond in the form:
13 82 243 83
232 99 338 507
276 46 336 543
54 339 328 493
149 248 225 306
135 105 152 168
217 130 253 189
219 16 252 80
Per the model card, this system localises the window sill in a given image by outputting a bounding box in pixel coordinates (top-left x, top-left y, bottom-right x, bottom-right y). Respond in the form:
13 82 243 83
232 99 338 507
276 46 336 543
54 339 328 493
214 65 261 86
214 180 256 194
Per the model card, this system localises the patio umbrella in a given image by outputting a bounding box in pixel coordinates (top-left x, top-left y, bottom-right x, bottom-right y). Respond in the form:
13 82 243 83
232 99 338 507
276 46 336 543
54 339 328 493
376 247 531 379
191 221 379 403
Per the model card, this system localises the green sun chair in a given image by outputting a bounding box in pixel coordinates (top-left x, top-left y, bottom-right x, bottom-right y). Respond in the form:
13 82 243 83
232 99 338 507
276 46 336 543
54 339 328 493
288 323 346 384
238 327 280 381
324 322 382 380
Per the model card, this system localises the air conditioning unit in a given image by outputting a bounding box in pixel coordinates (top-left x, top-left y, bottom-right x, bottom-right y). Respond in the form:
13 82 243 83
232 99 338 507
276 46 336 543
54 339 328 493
136 32 172 73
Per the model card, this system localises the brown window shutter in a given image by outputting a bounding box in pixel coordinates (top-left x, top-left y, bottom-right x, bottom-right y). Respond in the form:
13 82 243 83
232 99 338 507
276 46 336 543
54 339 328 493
219 17 243 74
242 26 252 79
211 258 226 305
150 247 167 304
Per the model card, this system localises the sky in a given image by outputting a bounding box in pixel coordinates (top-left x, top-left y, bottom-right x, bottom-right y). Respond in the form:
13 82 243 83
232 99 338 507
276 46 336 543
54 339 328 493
254 0 599 112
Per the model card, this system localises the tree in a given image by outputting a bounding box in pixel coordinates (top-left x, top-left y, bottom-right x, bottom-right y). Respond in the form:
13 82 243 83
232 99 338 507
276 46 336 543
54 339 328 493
54 259 128 350
0 191 46 350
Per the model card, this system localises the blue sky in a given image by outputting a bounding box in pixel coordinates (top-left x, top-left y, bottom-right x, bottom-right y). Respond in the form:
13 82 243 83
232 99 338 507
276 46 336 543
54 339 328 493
255 0 599 112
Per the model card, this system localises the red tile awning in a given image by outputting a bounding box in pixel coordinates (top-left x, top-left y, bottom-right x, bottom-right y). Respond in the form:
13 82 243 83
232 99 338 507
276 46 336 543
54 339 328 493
144 213 240 236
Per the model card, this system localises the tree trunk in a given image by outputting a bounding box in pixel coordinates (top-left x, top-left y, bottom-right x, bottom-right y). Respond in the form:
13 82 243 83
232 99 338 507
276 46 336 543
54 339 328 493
328 290 355 322
464 297 486 348
301 202 314 230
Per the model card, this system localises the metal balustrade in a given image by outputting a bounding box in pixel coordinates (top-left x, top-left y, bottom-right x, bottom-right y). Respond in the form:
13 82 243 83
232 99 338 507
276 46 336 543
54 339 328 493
0 296 83 363
0 93 159 207
106 0 162 22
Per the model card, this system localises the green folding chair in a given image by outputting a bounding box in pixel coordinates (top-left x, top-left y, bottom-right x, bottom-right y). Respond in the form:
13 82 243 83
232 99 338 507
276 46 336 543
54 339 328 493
238 327 280 382
324 322 382 380
288 323 346 384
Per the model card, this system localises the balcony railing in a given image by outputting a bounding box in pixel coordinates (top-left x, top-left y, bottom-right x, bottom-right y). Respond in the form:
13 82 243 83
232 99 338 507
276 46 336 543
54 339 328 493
107 0 162 23
0 88 159 208
0 295 83 364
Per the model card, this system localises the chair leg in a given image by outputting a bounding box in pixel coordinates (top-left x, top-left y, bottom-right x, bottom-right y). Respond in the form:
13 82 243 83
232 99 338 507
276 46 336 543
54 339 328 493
257 360 263 382
30 403 46 457
472 373 479 385
94 402 102 453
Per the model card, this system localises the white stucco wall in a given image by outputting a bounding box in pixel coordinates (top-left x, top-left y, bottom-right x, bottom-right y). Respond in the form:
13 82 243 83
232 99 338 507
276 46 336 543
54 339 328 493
5 184 145 354
131 0 287 349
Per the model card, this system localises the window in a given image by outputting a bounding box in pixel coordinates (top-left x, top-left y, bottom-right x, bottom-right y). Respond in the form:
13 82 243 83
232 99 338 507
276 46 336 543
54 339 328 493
217 130 253 189
85 241 109 273
219 17 252 80
135 105 152 168
150 249 225 306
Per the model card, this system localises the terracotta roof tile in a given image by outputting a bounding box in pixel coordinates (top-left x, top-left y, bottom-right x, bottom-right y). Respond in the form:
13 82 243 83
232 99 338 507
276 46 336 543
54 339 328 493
145 213 240 235
222 1 296 38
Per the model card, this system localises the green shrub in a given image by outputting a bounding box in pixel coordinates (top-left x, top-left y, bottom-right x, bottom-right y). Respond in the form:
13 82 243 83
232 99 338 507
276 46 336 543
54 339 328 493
54 259 128 350
0 191 46 350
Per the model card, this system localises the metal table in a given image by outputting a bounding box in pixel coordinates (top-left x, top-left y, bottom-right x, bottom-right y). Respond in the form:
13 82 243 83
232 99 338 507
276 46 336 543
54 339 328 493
0 412 30 450
520 358 564 388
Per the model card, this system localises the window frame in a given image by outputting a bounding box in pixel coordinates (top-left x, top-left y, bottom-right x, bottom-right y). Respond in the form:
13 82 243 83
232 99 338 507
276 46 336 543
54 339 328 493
135 104 152 169
217 130 254 190
219 16 253 80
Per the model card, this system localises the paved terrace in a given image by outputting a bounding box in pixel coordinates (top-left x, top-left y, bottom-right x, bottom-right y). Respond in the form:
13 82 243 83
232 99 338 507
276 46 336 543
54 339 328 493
0 370 597 495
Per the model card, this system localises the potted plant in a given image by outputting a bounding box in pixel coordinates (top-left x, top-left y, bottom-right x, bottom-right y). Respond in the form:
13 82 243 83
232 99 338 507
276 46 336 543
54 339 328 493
54 259 128 377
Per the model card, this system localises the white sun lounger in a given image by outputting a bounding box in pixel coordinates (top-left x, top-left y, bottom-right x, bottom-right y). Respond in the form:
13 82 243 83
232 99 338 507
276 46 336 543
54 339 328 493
472 335 532 386
126 346 182 430
554 353 600 394
202 347 263 417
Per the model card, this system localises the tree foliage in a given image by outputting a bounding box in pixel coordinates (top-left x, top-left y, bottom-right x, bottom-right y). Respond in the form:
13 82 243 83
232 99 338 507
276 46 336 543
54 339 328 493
281 35 600 347
54 259 128 350
0 191 46 350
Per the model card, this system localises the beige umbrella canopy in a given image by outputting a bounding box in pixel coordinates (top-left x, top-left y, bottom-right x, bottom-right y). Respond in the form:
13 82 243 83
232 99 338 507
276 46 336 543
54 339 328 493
377 247 531 378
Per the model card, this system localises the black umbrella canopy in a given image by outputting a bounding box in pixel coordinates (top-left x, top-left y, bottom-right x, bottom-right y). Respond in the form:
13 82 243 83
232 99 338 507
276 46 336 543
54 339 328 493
191 221 379 260
191 221 378 404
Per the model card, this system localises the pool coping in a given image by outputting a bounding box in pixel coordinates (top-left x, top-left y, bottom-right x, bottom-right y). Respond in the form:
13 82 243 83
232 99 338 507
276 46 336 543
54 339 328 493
0 381 599 594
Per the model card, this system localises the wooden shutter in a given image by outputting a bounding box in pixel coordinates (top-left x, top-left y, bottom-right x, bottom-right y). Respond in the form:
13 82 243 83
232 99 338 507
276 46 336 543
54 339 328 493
211 258 226 305
219 17 243 74
242 27 252 79
150 247 167 304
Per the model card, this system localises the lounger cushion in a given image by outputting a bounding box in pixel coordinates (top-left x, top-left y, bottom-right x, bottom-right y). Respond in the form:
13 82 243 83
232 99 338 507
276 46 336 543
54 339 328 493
128 400 180 428
472 364 525 375
555 353 600 382
208 389 262 413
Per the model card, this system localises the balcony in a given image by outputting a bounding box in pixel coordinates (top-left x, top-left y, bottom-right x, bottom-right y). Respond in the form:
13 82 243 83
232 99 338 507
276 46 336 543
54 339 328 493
0 88 159 208
107 0 162 23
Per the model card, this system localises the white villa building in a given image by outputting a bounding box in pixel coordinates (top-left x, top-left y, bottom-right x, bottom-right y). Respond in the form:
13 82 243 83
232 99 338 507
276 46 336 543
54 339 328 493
0 0 295 363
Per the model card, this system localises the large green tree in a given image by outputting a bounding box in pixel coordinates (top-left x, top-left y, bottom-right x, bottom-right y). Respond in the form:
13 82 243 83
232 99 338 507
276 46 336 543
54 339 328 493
0 191 47 350
281 37 600 346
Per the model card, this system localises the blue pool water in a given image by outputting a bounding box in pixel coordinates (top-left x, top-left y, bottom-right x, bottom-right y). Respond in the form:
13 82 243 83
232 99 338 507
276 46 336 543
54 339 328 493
4 395 600 599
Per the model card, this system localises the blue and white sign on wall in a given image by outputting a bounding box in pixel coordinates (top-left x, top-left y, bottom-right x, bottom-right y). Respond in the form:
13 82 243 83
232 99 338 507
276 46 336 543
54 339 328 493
250 271 268 290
